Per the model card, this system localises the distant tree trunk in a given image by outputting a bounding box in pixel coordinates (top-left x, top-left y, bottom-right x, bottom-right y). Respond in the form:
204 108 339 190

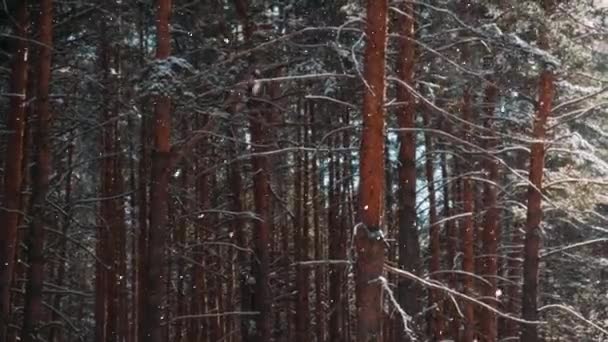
355 0 388 340
229 128 253 342
136 109 149 342
328 134 344 342
480 81 500 342
96 16 118 342
49 139 73 342
440 138 460 340
112 46 129 342
207 170 222 342
0 2 29 338
230 1 272 338
145 0 173 341
295 102 310 342
113 126 128 342
421 110 443 340
395 1 421 336
340 110 353 341
20 1 53 340
248 96 273 342
460 90 476 342
521 2 554 339
175 152 190 342
192 174 208 342
311 105 325 342
136 6 150 342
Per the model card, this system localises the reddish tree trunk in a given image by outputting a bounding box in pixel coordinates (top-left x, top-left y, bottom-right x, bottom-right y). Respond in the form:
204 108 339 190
480 82 500 342
20 1 53 340
395 2 422 336
356 0 388 340
521 57 554 342
521 2 554 340
144 1 173 341
0 3 29 338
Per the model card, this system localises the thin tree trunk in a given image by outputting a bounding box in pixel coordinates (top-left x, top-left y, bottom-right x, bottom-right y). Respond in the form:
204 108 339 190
229 127 253 342
521 2 554 338
311 104 325 342
422 110 443 340
20 1 53 340
340 111 352 341
440 141 460 340
295 102 310 342
356 0 388 340
395 2 421 336
460 90 476 342
249 102 272 342
383 140 395 342
136 5 149 341
480 81 500 342
0 3 29 338
145 0 173 341
49 138 73 342
328 135 344 342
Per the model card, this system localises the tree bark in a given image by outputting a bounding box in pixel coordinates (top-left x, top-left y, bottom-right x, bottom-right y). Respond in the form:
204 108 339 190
460 90 476 342
248 102 273 341
480 81 500 342
328 135 344 342
20 1 53 340
395 2 422 337
49 139 73 342
421 110 443 340
0 2 29 338
144 1 173 341
356 0 388 340
521 28 554 342
311 105 325 342
295 103 310 342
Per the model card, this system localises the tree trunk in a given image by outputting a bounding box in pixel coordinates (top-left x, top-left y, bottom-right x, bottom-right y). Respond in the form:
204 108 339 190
395 2 421 336
248 103 272 341
356 0 388 340
20 1 53 340
460 90 476 342
440 140 460 340
295 102 310 342
0 2 29 338
49 139 73 342
144 0 173 341
480 81 500 342
422 110 443 340
521 5 554 337
311 105 325 342
136 6 150 342
328 136 344 342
